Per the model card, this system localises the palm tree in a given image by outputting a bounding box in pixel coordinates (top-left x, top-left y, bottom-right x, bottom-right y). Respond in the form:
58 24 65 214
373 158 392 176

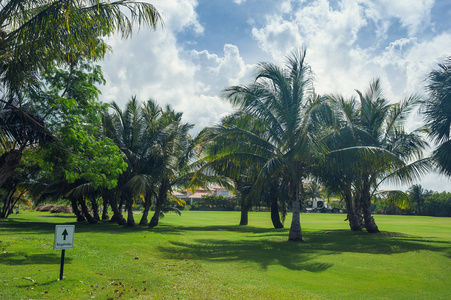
220 48 322 241
104 97 147 226
408 184 425 215
197 112 270 226
147 105 196 228
0 0 162 94
423 57 451 176
320 80 430 232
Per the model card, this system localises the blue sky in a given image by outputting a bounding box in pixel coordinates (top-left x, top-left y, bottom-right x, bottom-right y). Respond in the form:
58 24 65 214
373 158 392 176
99 0 451 191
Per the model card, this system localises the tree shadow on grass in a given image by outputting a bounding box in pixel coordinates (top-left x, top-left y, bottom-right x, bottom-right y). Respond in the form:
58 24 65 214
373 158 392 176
0 252 72 265
159 238 334 272
0 218 281 236
156 229 450 272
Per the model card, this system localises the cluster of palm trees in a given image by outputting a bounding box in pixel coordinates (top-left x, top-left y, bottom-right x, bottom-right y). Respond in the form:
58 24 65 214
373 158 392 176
199 49 448 240
102 97 198 227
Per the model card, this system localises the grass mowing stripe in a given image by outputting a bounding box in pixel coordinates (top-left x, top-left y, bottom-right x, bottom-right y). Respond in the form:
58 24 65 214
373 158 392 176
0 211 449 299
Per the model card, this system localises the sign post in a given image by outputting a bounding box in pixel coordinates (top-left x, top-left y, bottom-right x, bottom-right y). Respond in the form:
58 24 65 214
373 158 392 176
54 225 75 280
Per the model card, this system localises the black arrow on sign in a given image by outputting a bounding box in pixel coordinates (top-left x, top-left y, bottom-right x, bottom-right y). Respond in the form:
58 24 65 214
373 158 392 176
62 229 68 240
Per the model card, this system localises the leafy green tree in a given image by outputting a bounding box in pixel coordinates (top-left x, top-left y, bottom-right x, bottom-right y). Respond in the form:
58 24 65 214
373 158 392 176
25 61 127 223
0 0 162 188
423 57 451 176
220 48 323 241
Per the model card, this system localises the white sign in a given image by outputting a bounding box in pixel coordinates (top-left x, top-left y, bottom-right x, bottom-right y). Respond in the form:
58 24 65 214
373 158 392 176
54 225 75 250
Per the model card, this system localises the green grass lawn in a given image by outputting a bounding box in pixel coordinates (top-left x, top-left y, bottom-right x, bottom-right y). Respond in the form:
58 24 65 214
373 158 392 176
1 211 450 299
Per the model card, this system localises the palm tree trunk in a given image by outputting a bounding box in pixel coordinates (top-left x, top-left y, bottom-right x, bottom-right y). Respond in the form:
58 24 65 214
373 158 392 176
149 178 169 228
101 198 109 220
270 197 284 229
0 149 22 189
126 199 135 227
345 186 363 231
78 198 97 224
91 197 101 221
139 193 152 225
239 193 251 225
239 205 249 225
288 180 303 242
70 198 85 222
361 181 379 233
149 207 161 228
110 198 126 225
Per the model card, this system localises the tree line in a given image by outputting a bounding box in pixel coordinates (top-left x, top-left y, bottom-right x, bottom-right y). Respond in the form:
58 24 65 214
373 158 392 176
1 1 450 242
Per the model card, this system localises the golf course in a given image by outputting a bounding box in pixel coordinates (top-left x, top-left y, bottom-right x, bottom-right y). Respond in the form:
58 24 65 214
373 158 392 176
1 210 450 299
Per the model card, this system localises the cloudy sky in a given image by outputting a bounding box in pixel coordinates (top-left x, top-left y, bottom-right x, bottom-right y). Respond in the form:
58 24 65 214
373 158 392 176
99 0 451 192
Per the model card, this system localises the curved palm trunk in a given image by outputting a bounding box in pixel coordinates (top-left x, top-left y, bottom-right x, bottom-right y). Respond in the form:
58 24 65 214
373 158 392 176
149 206 161 228
105 189 126 225
110 198 126 225
288 180 303 242
70 198 85 222
270 197 284 229
149 178 169 228
78 198 97 224
91 197 101 221
139 192 153 225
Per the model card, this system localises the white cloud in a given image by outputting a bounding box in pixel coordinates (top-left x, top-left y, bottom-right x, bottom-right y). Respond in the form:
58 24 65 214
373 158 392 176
99 0 256 133
250 0 450 100
96 0 450 191
364 0 435 37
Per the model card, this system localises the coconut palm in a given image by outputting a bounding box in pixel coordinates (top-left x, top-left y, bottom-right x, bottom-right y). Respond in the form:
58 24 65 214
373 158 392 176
220 48 322 241
408 184 425 215
320 80 430 232
103 96 148 226
0 0 162 94
423 57 451 176
197 112 271 226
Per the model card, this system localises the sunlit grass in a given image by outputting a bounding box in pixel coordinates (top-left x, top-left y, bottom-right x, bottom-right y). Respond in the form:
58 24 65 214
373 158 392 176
1 211 450 299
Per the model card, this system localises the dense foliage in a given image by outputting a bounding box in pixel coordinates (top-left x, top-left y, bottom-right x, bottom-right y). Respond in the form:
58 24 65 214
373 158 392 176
375 184 451 217
0 2 449 241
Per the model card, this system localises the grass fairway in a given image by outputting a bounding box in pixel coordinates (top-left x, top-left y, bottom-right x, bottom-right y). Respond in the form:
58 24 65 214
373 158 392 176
1 211 450 299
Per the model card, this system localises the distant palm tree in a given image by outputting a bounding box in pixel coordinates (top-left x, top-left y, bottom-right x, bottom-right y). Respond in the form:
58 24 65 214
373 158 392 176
423 57 451 176
408 184 425 215
305 181 323 209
